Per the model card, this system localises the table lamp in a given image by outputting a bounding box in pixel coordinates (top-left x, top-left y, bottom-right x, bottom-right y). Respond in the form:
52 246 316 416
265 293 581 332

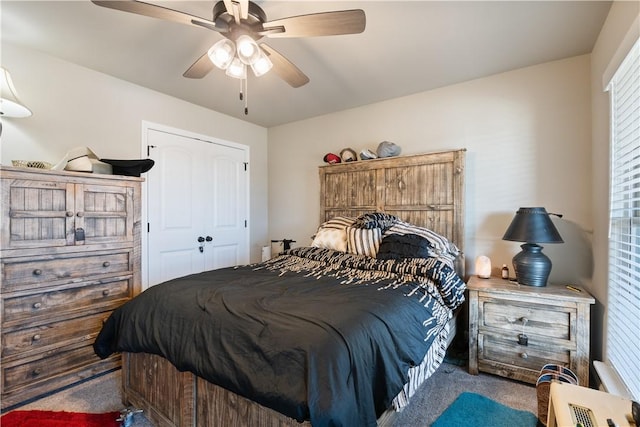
502 207 563 287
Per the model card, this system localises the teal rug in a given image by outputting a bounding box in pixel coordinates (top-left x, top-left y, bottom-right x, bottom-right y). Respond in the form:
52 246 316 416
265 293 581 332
431 392 539 427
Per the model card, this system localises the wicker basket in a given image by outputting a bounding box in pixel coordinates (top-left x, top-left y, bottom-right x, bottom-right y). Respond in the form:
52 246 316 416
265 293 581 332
11 160 53 169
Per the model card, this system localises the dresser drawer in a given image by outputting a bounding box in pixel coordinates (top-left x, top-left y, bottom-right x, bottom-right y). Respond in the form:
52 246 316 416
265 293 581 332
478 332 571 372
2 311 113 359
2 277 131 326
1 251 132 292
479 296 574 340
2 344 99 393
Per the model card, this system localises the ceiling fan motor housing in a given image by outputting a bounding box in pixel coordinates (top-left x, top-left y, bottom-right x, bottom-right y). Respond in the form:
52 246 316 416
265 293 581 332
212 1 267 42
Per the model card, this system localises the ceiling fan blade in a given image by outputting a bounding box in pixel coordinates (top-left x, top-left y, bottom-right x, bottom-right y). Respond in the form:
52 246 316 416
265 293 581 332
262 10 365 38
260 43 309 88
183 52 215 79
91 1 219 30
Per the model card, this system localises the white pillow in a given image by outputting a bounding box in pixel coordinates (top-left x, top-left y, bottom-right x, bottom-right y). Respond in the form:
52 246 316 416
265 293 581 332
311 227 348 252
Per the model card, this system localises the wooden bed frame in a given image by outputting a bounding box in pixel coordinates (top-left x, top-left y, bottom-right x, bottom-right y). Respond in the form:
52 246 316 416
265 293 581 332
120 149 466 427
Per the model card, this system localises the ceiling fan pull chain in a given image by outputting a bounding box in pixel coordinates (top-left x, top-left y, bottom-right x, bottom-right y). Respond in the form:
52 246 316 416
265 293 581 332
244 78 249 115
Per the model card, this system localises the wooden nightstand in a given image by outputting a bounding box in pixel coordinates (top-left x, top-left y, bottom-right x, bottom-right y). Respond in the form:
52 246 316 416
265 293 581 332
467 276 595 385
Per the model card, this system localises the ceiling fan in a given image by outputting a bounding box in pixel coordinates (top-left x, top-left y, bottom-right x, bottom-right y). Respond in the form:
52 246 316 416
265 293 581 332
91 0 366 90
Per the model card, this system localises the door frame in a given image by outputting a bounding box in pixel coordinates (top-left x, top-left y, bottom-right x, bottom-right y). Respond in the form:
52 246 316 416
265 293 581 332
140 121 250 290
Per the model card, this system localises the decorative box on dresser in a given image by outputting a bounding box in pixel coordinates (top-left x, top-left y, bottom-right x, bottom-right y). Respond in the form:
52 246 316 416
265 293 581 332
0 166 142 410
467 276 594 386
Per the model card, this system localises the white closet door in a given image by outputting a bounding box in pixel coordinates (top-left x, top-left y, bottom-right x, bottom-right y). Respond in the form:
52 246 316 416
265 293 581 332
201 141 248 271
146 127 248 287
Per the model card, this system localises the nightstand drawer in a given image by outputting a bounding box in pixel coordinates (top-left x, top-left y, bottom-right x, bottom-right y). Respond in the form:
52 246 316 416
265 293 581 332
479 297 574 340
478 333 571 374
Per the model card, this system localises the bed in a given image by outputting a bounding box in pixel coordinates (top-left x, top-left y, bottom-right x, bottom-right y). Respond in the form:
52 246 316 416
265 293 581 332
94 149 466 427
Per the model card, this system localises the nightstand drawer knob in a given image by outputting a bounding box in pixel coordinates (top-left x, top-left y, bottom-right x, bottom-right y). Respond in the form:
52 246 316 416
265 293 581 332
32 334 41 342
32 368 42 377
33 269 42 276
32 302 42 309
520 352 528 359
521 317 529 325
102 290 110 297
102 261 111 267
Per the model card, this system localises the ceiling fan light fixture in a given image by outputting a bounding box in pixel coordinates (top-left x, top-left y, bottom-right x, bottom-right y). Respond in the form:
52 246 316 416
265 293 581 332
250 52 273 77
208 39 236 70
236 35 261 65
226 57 247 79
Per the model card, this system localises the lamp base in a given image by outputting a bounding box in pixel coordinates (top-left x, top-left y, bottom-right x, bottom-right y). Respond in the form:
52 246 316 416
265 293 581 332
512 243 552 287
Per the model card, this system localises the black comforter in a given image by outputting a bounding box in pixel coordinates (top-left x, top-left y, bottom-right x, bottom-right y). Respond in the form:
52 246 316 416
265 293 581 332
94 247 465 427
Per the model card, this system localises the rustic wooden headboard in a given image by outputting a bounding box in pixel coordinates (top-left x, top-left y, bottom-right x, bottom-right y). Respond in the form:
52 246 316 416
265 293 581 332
319 149 466 273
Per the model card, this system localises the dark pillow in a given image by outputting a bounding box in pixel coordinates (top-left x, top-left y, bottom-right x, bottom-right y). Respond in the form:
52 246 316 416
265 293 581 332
376 233 434 260
353 212 400 232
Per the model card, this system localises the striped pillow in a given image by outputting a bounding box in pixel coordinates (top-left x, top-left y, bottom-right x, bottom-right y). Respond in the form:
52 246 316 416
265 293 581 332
346 226 382 258
385 221 460 261
353 212 400 232
319 216 355 230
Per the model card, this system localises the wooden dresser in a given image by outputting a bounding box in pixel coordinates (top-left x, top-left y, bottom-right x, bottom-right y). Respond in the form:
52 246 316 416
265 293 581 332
467 276 595 386
0 166 142 410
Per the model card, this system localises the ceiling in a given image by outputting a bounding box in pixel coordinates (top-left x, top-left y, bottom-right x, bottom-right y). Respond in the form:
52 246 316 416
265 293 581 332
2 1 611 128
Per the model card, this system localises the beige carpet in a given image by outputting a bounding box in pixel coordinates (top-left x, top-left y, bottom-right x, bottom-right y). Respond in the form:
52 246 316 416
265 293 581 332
9 362 537 427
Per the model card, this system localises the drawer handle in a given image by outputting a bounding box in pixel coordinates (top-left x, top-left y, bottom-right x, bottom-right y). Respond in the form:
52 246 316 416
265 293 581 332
31 368 42 377
33 269 42 276
102 290 110 297
66 211 74 217
76 211 84 218
32 334 41 342
520 352 528 359
32 302 42 310
102 261 111 268
521 317 529 326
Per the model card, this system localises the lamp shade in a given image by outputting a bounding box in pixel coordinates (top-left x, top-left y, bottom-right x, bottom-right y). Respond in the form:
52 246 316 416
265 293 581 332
225 57 247 79
236 35 261 65
208 39 236 70
250 51 273 77
0 67 32 118
502 207 563 243
502 207 563 287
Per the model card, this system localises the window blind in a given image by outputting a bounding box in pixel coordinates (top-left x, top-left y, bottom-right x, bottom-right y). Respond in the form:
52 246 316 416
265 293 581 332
607 37 640 401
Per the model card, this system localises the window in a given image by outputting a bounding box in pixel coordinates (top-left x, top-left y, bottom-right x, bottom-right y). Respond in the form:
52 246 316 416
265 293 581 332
607 37 640 401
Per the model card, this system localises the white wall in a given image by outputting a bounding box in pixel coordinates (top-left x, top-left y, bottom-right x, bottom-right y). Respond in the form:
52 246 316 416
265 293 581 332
1 43 269 264
590 0 640 363
269 55 593 285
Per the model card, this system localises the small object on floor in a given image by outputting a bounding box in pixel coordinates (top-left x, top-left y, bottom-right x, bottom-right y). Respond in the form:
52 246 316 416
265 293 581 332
116 407 143 427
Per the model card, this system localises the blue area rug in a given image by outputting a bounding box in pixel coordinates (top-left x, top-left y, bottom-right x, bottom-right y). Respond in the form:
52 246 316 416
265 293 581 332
431 392 539 427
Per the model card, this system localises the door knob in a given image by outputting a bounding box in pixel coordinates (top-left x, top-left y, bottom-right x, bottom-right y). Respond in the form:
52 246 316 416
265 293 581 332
197 236 205 243
206 236 213 242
